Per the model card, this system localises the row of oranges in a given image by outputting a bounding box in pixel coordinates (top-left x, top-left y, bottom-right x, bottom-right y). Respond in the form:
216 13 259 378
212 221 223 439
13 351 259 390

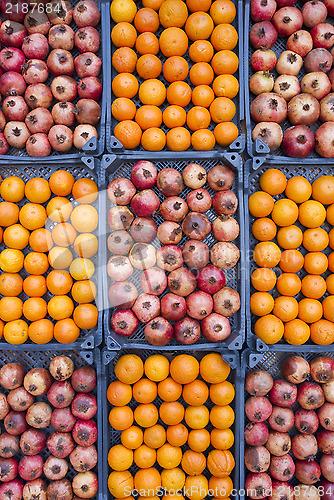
110 0 240 151
0 171 99 345
249 169 334 346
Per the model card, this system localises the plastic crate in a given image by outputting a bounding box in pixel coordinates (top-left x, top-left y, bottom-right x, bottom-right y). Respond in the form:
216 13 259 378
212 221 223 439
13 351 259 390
105 0 245 155
244 0 334 162
102 347 241 500
100 153 245 351
0 345 103 500
0 157 102 348
0 0 108 160
245 158 334 352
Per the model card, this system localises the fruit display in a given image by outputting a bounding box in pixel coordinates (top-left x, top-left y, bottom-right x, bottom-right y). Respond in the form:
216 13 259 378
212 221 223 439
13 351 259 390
0 167 99 345
0 0 103 157
106 158 242 347
110 0 241 151
244 353 334 500
249 167 334 346
248 0 334 157
0 353 99 499
107 352 237 500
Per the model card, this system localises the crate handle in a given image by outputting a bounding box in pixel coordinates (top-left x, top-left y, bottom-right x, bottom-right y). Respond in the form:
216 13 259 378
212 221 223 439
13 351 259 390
110 135 123 150
82 136 98 154
81 335 95 349
103 350 118 365
249 352 265 368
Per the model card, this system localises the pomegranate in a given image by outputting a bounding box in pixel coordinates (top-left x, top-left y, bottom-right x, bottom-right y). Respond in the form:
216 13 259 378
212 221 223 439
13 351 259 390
201 313 231 342
0 111 6 131
72 393 97 420
268 406 294 432
0 71 26 96
144 316 174 346
315 122 334 157
251 92 288 122
23 478 47 500
0 457 18 482
72 471 98 498
212 215 239 241
186 291 213 320
18 455 43 481
3 96 28 121
0 132 8 153
269 454 295 481
25 83 52 108
4 121 30 148
252 122 283 152
48 124 73 152
24 367 52 396
73 124 98 150
26 402 52 428
0 434 19 458
249 21 278 49
245 370 274 396
311 23 334 50
168 267 197 297
282 125 315 158
157 168 183 196
182 163 207 189
111 309 138 336
107 230 133 255
250 0 277 21
161 293 186 321
47 0 73 25
20 429 45 456
47 432 75 459
318 430 334 454
4 412 27 435
271 481 294 500
26 133 51 157
305 48 333 73
318 402 334 430
310 356 334 383
51 407 77 432
22 59 48 84
108 177 136 205
47 479 73 500
75 26 100 53
48 24 74 50
0 20 26 47
291 433 318 460
245 472 272 499
294 408 319 433
266 431 291 456
156 245 183 272
324 380 334 402
51 75 77 101
208 164 234 191
272 7 303 36
250 49 277 71
197 265 226 294
297 380 325 409
108 206 134 230
0 393 10 419
7 387 33 412
213 286 240 316
108 281 138 309
187 189 212 213
24 11 50 35
75 52 101 78
22 34 49 60
160 196 188 221
245 445 270 473
132 293 160 323
107 255 133 281
130 189 160 217
276 50 303 76
70 445 97 472
74 0 100 27
71 367 96 393
249 71 274 95
1 0 27 22
75 98 101 125
157 221 182 244
287 30 313 57
43 456 68 480
78 76 102 100
324 0 334 15
182 212 211 239
129 243 156 270
174 316 201 345
302 0 328 27
52 101 76 126
295 460 321 485
47 49 74 76
25 107 54 134
320 93 334 121
0 479 23 500
72 419 97 447
320 455 334 482
182 240 210 269
282 356 310 384
130 161 157 189
0 48 25 72
245 396 272 422
211 241 240 269
140 267 167 295
47 380 75 409
244 422 269 446
301 72 331 99
268 379 297 407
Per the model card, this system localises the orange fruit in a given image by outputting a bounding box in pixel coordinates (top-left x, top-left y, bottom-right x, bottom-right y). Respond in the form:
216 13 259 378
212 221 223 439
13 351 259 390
29 228 53 252
248 192 274 218
322 295 334 322
157 443 182 469
145 354 169 381
112 98 137 121
134 468 161 496
183 380 209 406
184 475 208 500
161 467 186 492
210 381 235 406
312 175 334 205
273 296 298 322
70 257 94 281
53 318 80 344
121 426 144 449
192 85 215 107
326 274 334 294
72 178 98 204
186 106 211 131
185 12 214 41
141 128 166 151
3 319 28 344
254 314 284 344
139 79 166 106
301 275 327 299
189 40 214 62
19 203 47 231
112 47 137 73
3 224 30 250
277 225 303 250
73 234 98 258
210 0 236 24
207 449 235 477
48 295 74 321
329 228 334 249
191 129 216 151
303 228 329 252
0 296 23 322
329 252 334 272
143 0 164 10
279 249 304 273
209 476 233 498
212 74 239 98
111 22 137 48
251 267 277 292
28 318 54 344
327 203 334 225
271 199 298 227
211 23 238 51
107 381 132 406
166 127 191 151
0 248 24 273
0 202 19 226
276 273 301 296
52 223 76 247
163 56 188 82
250 292 274 316
47 197 73 223
0 320 3 339
133 378 157 403
0 176 25 202
211 50 239 74
115 354 144 384
253 241 281 268
167 81 192 106
188 429 211 452
187 0 211 12
200 354 230 384
49 170 74 197
137 54 162 79
210 428 234 450
24 251 49 275
133 444 156 468
285 176 312 203
108 471 133 498
134 7 159 32
189 62 214 86
304 252 328 275
159 0 188 27
144 424 166 449
310 319 334 345
70 205 98 234
252 218 277 242
48 246 73 270
73 304 98 330
112 73 139 99
159 401 184 425
181 450 206 476
166 423 188 446
299 200 326 228
114 120 142 149
109 406 134 431
214 122 239 147
298 298 323 323
46 270 73 295
0 273 23 297
163 105 187 128
210 405 235 429
185 405 210 429
159 27 188 57
108 444 133 472
23 297 47 322
170 354 199 383
158 377 182 401
136 32 160 54
260 168 287 195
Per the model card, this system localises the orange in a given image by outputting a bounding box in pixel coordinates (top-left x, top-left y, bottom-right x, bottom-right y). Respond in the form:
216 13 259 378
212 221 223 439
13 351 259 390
161 468 185 492
303 228 329 252
185 405 209 429
159 0 188 27
277 225 303 250
134 7 159 33
210 428 234 450
143 0 164 9
0 248 24 273
211 50 239 74
111 22 137 48
329 228 334 249
112 73 139 99
327 274 334 294
298 298 323 323
0 202 19 226
248 192 274 218
71 178 98 204
141 128 166 151
327 203 334 225
24 252 49 275
3 319 28 344
159 27 188 57
186 106 211 131
254 314 284 344
163 56 188 82
304 252 328 275
158 377 182 401
48 295 74 321
184 475 208 500
160 401 184 425
188 429 211 452
134 468 161 496
109 406 134 431
167 81 192 106
23 297 47 322
133 444 156 468
112 47 137 73
279 249 304 273
252 218 277 242
310 319 334 345
137 54 162 79
115 354 144 384
329 252 334 272
211 23 238 51
189 40 214 63
210 0 236 24
170 354 199 384
273 296 298 322
187 0 211 11
70 258 94 280
191 129 216 151
183 380 209 406
46 197 73 223
133 378 157 403
0 320 3 339
0 176 25 202
53 318 80 344
114 120 142 149
70 205 98 233
46 270 73 295
192 85 215 107
121 426 144 449
167 127 191 151
250 292 274 316
144 424 166 449
210 97 236 123
271 199 298 227
260 168 287 195
210 405 235 429
0 273 23 297
213 74 239 98
301 275 327 299
209 477 233 498
210 381 235 406
181 450 206 476
276 273 301 297
157 443 182 469
323 295 334 322
108 444 133 471
48 246 73 270
163 105 187 128
107 381 132 406
29 228 53 252
139 79 166 106
299 200 326 228
28 318 54 344
312 175 334 205
185 12 214 41
49 170 74 196
285 176 312 203
112 98 137 121
166 423 188 446
136 32 159 55
108 471 133 498
52 223 77 247
189 62 214 86
253 241 281 268
73 304 98 329
71 280 96 304
251 268 276 292
0 297 23 322
145 354 169 381
207 449 235 477
73 234 98 258
19 203 47 231
111 0 136 23
214 122 239 147
3 224 29 249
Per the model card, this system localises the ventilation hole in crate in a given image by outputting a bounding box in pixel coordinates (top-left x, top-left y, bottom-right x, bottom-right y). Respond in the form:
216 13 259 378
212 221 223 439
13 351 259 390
235 142 240 147
255 159 261 165
231 155 236 160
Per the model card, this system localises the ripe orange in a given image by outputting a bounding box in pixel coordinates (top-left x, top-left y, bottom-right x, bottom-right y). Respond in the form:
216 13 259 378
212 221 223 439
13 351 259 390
189 40 214 62
109 406 134 431
186 106 211 131
0 176 25 202
327 203 334 225
210 428 234 450
23 297 47 322
145 354 169 381
250 292 274 316
135 105 163 130
210 381 235 405
72 178 98 204
48 246 73 270
112 73 139 98
108 444 133 471
159 27 188 57
166 127 191 151
211 23 238 51
304 252 328 275
166 423 188 446
46 197 73 223
285 176 312 203
170 354 199 383
134 444 156 468
134 468 161 496
310 319 334 345
276 273 301 297
108 471 134 498
3 224 29 250
52 223 77 247
136 32 160 54
107 380 132 406
189 62 214 86
134 7 159 33
210 0 236 24
254 314 284 344
329 228 334 249
111 22 137 48
114 120 142 149
211 50 239 74
327 274 334 294
0 297 23 322
157 443 182 470
112 97 137 122
163 105 187 128
188 429 211 452
299 200 326 228
260 168 287 195
161 467 186 492
143 0 164 10
277 225 303 250
121 426 144 449
252 218 277 242
133 378 157 403
0 273 23 297
248 191 274 218
187 0 211 12
298 298 323 323
49 170 74 196
167 81 192 106
115 354 144 384
329 252 334 272
158 377 182 401
29 228 53 252
207 449 235 477
209 476 233 498
200 353 230 383
73 234 98 258
273 296 298 322
112 47 137 73
253 241 281 268
0 202 19 227
159 401 184 425
184 475 208 500
279 249 304 273
301 274 327 299
144 424 166 448
191 129 216 150
192 85 215 107
303 228 329 252
3 319 28 344
19 203 47 230
73 304 98 329
213 74 239 98
53 318 80 344
46 270 73 295
185 12 214 41
0 248 24 273
24 252 49 275
185 405 210 429
159 0 188 27
210 405 235 429
183 380 209 406
28 319 54 344
141 128 166 151
139 79 166 106
312 175 334 205
48 295 74 321
163 56 188 82
214 122 239 147
137 54 162 79
322 295 334 322
271 199 298 227
181 450 206 476
251 267 277 292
